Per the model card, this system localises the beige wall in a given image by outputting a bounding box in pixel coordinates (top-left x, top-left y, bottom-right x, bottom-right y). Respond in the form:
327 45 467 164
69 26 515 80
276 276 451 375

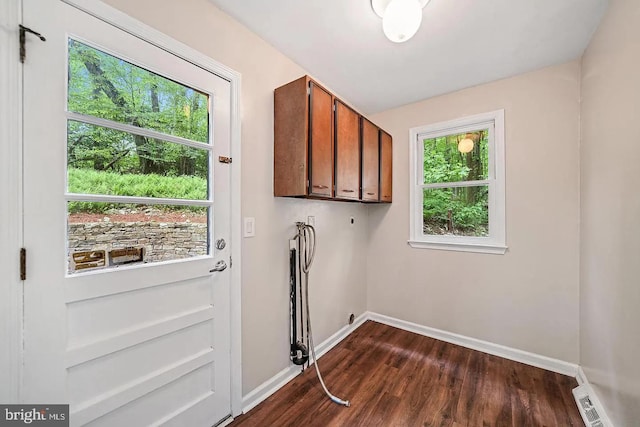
103 0 368 395
368 62 582 363
580 0 640 424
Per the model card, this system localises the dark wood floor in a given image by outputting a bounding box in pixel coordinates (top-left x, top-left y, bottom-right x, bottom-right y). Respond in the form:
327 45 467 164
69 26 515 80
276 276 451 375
231 321 583 427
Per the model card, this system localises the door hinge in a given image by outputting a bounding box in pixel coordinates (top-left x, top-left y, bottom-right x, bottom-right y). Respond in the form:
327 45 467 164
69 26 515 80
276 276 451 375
230 255 232 268
19 25 46 64
20 248 26 280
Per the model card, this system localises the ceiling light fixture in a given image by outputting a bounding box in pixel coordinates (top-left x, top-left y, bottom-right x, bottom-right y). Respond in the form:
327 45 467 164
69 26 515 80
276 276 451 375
372 0 430 43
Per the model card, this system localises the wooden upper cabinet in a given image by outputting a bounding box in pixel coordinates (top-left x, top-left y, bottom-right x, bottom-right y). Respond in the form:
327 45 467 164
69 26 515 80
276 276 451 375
361 118 380 202
274 75 392 203
380 130 393 203
308 82 334 197
334 100 360 200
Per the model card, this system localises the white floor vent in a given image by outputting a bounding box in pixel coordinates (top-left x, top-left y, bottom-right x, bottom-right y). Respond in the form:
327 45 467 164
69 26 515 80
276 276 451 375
573 384 609 427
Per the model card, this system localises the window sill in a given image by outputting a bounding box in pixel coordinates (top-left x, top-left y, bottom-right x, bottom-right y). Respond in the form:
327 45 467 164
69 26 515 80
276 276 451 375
408 240 507 254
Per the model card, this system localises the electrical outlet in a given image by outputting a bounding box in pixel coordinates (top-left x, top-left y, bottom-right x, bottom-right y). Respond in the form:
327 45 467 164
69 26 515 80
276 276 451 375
307 216 316 227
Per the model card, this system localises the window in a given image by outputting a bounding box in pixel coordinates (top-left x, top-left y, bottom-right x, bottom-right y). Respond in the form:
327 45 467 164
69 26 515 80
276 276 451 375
66 39 212 273
409 110 506 254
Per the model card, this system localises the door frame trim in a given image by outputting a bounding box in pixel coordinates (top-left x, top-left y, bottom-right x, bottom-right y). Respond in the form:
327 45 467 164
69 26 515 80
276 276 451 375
0 0 23 404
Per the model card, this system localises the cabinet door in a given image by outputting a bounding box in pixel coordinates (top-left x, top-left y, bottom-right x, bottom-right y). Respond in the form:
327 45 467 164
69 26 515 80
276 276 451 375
334 100 360 200
380 131 393 203
361 118 379 201
274 76 309 197
309 82 333 197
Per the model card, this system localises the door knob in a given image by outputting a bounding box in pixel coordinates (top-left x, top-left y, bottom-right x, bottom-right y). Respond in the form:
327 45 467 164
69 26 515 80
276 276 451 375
210 260 227 273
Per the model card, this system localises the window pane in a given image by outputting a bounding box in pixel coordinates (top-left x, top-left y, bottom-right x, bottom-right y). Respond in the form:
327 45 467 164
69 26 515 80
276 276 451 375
68 39 209 143
67 121 209 200
67 202 209 274
423 130 488 184
423 186 488 237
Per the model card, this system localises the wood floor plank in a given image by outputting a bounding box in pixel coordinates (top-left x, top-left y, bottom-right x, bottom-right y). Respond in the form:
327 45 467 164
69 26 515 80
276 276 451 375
455 349 486 426
478 354 512 426
230 321 583 427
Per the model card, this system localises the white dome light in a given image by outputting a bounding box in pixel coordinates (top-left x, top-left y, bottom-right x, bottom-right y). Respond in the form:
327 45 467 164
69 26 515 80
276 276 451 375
382 0 423 43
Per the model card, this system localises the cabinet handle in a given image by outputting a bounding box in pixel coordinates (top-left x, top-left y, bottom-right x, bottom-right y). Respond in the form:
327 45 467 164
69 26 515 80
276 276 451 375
342 189 355 193
313 184 329 189
366 192 376 196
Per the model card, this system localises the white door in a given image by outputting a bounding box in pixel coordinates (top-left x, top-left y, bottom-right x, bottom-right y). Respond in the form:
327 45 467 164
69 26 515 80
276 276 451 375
22 1 233 426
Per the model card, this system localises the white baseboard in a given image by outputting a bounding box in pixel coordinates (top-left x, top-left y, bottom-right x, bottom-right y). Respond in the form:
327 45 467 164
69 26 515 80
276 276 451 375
366 312 580 377
241 364 300 414
241 312 368 413
576 365 589 386
573 367 615 427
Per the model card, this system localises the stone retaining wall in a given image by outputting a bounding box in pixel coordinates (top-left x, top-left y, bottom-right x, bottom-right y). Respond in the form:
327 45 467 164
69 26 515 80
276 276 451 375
68 221 207 267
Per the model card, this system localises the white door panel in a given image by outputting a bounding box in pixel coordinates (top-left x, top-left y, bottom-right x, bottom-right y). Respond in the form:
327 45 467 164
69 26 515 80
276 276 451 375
67 321 214 402
66 276 212 347
22 1 232 425
85 365 215 427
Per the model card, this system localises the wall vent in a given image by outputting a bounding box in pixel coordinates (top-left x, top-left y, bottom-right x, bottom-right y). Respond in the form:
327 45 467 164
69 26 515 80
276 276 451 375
573 384 608 427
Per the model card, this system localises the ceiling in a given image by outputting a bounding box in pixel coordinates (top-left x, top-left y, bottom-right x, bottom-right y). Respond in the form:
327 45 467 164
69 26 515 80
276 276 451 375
209 0 608 114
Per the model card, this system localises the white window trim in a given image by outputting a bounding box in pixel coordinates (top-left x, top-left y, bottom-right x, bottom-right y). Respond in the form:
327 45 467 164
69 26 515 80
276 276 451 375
409 109 506 254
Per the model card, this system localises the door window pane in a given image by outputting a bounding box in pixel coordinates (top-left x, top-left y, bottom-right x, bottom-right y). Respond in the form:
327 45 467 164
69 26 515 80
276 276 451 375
67 202 208 274
68 39 209 143
423 186 489 237
67 121 209 200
